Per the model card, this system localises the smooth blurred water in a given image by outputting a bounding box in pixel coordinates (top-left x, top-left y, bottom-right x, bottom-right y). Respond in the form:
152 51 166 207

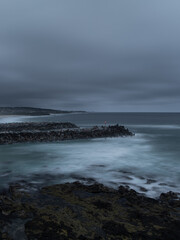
0 112 180 197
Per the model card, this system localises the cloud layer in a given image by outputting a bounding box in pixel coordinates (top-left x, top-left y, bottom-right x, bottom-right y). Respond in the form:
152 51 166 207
0 0 180 111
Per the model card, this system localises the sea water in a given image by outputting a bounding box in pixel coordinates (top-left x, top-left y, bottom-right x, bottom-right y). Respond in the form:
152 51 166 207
0 112 179 198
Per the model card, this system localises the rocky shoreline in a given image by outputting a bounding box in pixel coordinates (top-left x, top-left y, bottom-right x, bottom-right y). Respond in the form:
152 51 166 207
0 181 179 240
0 123 133 145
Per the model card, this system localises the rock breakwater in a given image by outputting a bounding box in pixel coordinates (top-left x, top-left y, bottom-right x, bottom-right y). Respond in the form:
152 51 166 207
0 123 133 145
0 122 78 132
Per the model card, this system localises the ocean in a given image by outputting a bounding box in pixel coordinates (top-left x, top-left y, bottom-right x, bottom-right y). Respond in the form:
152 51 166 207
0 112 180 198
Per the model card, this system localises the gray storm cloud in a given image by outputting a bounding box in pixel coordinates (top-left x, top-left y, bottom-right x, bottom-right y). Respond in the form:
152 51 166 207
0 0 180 111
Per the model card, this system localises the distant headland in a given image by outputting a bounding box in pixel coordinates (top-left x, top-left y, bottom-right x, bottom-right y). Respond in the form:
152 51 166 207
0 107 85 116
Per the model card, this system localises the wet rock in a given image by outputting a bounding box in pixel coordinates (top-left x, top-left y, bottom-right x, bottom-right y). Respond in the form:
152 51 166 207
92 200 112 210
102 221 128 237
160 191 178 201
25 219 77 240
122 175 133 180
159 191 180 207
159 182 168 186
0 182 179 240
146 179 156 184
1 232 12 240
138 176 146 180
139 187 148 192
89 164 105 168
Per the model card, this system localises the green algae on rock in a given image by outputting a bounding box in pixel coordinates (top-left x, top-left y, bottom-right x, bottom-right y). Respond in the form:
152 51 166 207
0 182 180 240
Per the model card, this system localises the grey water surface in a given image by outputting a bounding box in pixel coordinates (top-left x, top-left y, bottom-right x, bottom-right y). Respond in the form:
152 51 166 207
0 112 180 198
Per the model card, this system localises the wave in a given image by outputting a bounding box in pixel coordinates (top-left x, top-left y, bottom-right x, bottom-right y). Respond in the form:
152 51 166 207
128 124 180 129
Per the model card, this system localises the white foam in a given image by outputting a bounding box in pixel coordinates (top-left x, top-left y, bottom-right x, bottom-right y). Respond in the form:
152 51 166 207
128 124 180 129
0 115 31 123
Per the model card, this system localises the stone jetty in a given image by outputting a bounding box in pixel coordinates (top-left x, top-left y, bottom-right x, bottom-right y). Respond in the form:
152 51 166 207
0 122 78 132
0 123 133 145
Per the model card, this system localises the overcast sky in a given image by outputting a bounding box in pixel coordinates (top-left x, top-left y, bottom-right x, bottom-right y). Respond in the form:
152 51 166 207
0 0 180 111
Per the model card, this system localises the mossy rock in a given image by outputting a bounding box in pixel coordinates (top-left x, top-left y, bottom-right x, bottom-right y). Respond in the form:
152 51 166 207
0 182 179 239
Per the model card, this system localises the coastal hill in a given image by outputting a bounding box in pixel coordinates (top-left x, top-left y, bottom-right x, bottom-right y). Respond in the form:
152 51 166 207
0 107 85 116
